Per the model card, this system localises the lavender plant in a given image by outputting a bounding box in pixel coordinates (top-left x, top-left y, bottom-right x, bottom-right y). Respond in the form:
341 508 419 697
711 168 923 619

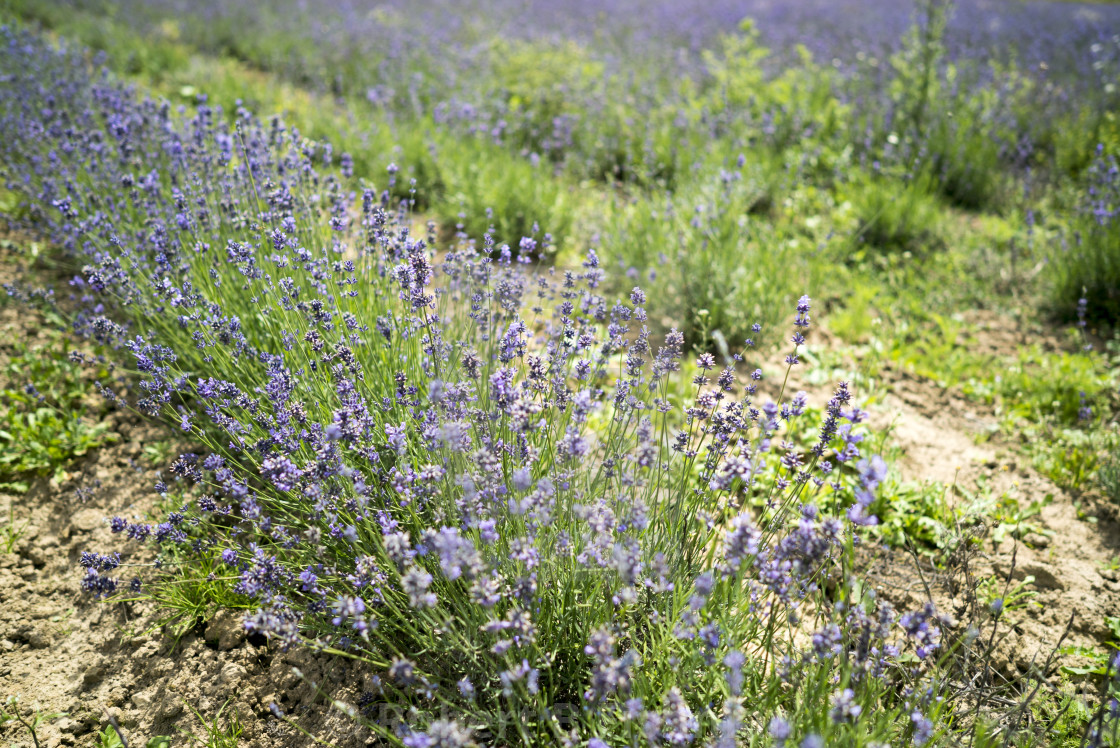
1050 145 1120 325
1 25 1115 747
601 154 812 349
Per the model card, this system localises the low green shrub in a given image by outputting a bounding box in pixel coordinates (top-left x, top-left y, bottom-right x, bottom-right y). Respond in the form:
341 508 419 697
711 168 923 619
0 334 116 485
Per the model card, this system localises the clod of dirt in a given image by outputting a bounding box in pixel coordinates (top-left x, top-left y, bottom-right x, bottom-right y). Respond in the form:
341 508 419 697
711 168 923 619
205 610 248 652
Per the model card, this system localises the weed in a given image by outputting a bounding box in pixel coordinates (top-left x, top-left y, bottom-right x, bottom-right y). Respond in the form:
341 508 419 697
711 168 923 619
142 440 180 468
1030 427 1115 493
989 493 1053 547
976 574 1039 617
872 479 958 551
1060 616 1120 679
0 696 65 748
0 335 117 483
179 700 242 748
96 724 125 748
0 497 27 552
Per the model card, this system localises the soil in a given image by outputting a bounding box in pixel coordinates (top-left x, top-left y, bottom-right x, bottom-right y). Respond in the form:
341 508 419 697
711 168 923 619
855 323 1120 684
1 248 1117 747
1 420 405 748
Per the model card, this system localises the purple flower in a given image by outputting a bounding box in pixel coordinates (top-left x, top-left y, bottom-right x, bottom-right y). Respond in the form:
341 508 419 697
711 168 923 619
900 603 945 659
261 455 300 492
584 628 638 702
385 422 409 455
79 551 120 571
911 710 934 745
768 716 792 745
424 527 481 581
724 650 745 696
80 568 117 597
658 687 697 746
829 688 862 723
331 596 371 638
401 565 437 609
723 513 760 571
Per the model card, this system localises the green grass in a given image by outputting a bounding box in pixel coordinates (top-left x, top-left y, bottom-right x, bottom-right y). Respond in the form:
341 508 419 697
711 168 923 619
843 173 944 255
0 332 117 487
963 343 1116 425
1048 207 1120 327
179 700 242 748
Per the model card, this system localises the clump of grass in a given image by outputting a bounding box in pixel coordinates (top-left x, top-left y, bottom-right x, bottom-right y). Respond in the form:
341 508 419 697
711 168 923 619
438 143 578 254
0 498 28 552
1101 455 1120 505
845 173 943 255
179 700 242 747
923 111 1007 212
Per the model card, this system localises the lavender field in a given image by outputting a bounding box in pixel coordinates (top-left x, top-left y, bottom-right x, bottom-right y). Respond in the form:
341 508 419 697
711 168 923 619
0 1 1118 746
